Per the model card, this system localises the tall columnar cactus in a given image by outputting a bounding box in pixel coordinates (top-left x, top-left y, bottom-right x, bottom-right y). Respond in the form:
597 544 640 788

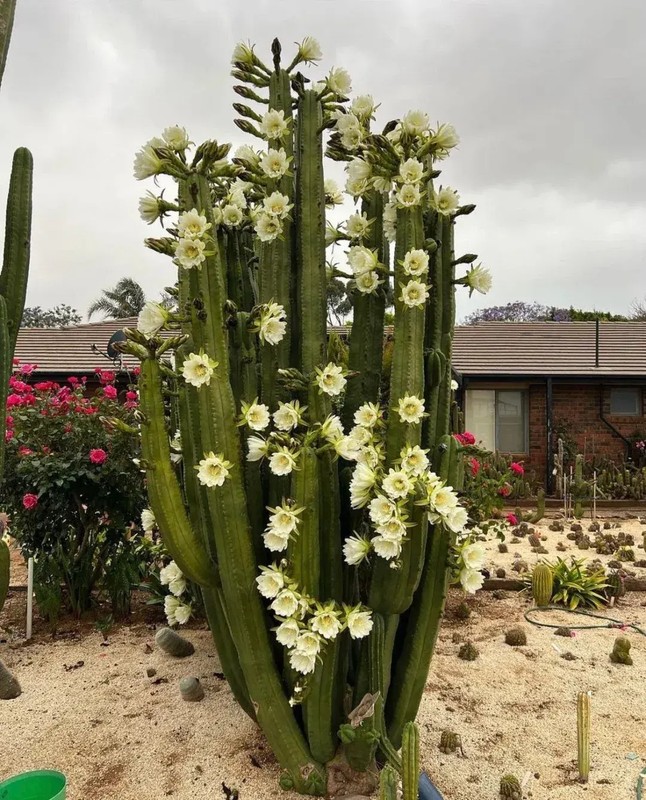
127 36 492 795
1 0 33 476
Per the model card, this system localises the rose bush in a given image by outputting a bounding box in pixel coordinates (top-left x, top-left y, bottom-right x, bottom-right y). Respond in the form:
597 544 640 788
1 364 149 617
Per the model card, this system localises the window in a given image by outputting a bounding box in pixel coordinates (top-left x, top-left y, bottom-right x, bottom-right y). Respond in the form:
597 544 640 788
465 389 528 453
610 388 641 416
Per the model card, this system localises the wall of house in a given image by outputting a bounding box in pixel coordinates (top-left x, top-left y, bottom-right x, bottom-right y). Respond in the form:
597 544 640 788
465 381 646 490
527 383 645 486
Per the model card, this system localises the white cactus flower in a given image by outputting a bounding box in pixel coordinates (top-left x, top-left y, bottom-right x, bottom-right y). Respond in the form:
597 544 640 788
160 561 187 597
161 125 190 151
430 186 460 216
402 249 430 277
401 109 430 136
247 435 269 462
289 649 317 675
195 452 232 488
382 469 414 500
241 400 271 431
259 109 290 140
398 158 424 184
256 566 285 599
396 183 422 208
270 589 300 618
350 94 376 118
176 237 207 270
297 36 323 63
133 138 165 180
269 447 298 476
346 608 374 639
259 148 290 178
137 302 169 339
178 209 211 240
400 280 430 309
355 271 382 295
459 568 484 594
396 394 426 424
181 352 218 388
275 617 300 647
343 533 372 566
316 363 347 396
327 66 352 96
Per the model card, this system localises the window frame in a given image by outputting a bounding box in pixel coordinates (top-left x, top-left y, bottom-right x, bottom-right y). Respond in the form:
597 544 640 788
609 387 642 417
465 386 529 455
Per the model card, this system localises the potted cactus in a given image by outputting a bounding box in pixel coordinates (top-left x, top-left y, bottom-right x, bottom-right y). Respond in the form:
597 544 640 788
125 36 491 795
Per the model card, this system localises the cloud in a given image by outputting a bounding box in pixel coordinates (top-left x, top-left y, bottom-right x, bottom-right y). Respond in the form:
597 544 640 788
0 0 644 321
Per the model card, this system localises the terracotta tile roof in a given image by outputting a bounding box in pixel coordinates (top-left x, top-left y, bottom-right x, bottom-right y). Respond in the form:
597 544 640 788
12 319 646 379
451 321 646 377
14 318 140 375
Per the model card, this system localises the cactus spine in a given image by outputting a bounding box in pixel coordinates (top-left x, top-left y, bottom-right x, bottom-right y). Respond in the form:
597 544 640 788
127 37 487 795
531 562 553 607
577 691 591 782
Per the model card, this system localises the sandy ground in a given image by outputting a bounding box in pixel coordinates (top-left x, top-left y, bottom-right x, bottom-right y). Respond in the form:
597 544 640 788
1 517 645 799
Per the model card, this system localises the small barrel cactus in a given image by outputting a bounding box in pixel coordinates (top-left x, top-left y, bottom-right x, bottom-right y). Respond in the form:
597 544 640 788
499 773 522 799
605 571 625 600
610 636 632 665
496 567 506 578
498 542 508 554
528 533 541 549
505 627 527 647
458 641 479 661
439 730 460 753
531 562 553 607
155 627 195 658
455 601 471 620
615 546 635 562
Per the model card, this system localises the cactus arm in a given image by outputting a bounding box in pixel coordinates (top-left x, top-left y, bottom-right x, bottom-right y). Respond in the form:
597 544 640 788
577 691 591 782
0 296 10 475
0 147 32 353
423 210 443 448
342 191 387 429
401 722 420 800
385 434 459 747
369 206 426 616
289 446 320 595
434 216 455 436
303 640 340 764
379 764 399 800
177 174 325 795
0 0 16 90
201 583 256 719
138 358 217 587
297 89 327 379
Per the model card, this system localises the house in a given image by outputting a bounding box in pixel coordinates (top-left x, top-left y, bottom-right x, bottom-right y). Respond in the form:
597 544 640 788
13 318 646 491
13 318 139 384
452 321 646 489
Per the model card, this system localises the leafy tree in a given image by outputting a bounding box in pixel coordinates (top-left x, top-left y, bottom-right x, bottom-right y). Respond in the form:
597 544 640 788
463 301 627 325
88 277 146 320
20 304 82 328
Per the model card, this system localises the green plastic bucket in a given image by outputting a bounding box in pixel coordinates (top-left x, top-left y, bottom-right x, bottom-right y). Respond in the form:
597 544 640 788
0 771 66 800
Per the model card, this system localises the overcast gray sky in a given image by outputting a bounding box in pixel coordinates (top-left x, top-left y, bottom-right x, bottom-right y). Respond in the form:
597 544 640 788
1 0 645 324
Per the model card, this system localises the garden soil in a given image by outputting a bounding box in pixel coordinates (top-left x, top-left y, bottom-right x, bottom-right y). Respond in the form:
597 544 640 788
1 515 645 799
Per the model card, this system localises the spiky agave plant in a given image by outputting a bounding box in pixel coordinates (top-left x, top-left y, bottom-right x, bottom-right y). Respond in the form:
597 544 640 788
125 36 492 796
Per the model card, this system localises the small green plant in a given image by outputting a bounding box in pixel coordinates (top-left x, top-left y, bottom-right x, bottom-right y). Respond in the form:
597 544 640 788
439 730 460 753
549 557 608 610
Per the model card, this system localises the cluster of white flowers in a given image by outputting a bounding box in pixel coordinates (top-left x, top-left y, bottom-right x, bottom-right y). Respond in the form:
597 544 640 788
453 539 486 594
256 563 372 678
263 501 304 552
161 561 193 625
175 208 212 270
327 398 470 566
346 245 383 296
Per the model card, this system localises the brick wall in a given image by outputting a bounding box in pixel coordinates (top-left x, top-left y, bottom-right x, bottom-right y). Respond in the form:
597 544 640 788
525 382 645 487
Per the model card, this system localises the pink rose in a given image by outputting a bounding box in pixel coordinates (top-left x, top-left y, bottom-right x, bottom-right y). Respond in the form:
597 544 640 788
103 385 118 399
506 513 518 526
19 363 37 376
89 448 108 465
22 493 39 510
510 462 525 476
